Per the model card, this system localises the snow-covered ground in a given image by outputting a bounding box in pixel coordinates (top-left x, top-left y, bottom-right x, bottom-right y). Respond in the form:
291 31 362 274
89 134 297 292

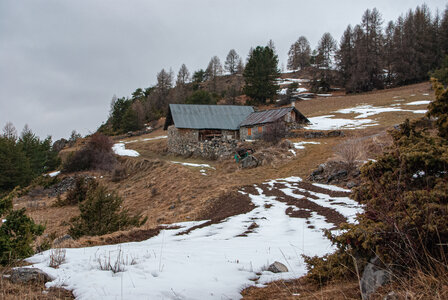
336 104 427 119
305 115 378 130
112 143 140 157
278 87 307 95
306 103 428 130
26 177 362 300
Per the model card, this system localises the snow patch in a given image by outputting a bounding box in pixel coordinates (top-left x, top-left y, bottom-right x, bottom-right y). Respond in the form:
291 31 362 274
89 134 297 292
405 100 431 106
171 161 215 169
48 171 60 177
112 143 140 157
293 141 320 149
312 183 351 193
305 115 377 130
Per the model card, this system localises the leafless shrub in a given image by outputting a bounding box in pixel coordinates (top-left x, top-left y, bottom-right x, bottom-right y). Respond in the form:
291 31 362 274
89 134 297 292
49 248 66 268
96 248 137 273
62 133 116 172
111 165 127 182
334 139 365 169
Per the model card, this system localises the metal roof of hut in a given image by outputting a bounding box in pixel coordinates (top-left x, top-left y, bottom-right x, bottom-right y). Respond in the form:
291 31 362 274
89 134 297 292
239 107 309 127
164 104 254 130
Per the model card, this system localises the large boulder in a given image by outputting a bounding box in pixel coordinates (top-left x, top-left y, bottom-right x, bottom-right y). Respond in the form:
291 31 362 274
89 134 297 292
267 261 288 273
240 155 258 169
10 268 52 284
360 257 391 300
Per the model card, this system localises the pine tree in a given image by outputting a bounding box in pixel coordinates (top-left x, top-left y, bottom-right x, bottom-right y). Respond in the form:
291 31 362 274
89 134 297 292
0 137 31 193
243 46 280 104
69 184 146 238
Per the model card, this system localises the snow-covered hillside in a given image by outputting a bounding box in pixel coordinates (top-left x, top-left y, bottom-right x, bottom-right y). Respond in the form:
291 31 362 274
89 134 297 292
26 177 362 300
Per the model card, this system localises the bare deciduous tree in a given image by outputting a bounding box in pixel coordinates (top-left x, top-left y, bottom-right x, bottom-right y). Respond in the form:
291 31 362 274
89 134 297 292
224 49 240 74
2 122 17 140
287 36 311 70
317 32 337 69
176 64 190 86
157 68 173 94
206 56 223 80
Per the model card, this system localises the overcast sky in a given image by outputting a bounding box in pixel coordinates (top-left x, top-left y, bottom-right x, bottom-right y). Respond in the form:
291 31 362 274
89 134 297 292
0 0 446 140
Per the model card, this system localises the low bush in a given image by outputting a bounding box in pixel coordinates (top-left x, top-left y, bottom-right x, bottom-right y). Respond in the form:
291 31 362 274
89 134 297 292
69 183 147 238
0 208 45 265
304 118 448 285
63 176 97 206
62 133 116 173
111 165 127 182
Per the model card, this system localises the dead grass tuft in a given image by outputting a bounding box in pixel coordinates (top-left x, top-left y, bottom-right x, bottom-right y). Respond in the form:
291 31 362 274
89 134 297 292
49 248 66 268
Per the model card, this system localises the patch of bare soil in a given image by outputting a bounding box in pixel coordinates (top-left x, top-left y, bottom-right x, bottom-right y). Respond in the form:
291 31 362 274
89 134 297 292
259 182 348 227
177 190 255 235
81 226 181 246
241 278 360 300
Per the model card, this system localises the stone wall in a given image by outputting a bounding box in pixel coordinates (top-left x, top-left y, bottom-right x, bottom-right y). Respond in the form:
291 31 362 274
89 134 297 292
240 125 265 141
167 126 238 159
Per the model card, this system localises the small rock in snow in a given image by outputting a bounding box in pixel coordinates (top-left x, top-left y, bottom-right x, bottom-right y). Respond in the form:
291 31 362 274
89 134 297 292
267 261 288 273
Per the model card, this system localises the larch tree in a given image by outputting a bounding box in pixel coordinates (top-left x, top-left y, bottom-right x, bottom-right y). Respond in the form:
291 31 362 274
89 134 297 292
336 25 354 87
287 36 311 70
316 32 337 69
176 64 190 86
2 122 17 141
206 56 223 91
205 56 223 80
236 58 244 74
224 49 240 74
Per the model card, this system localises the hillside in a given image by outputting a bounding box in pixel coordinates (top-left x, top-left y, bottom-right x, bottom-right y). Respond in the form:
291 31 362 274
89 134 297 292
4 81 436 299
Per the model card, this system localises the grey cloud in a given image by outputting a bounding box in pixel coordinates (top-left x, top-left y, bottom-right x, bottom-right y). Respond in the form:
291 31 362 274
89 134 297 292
0 0 445 140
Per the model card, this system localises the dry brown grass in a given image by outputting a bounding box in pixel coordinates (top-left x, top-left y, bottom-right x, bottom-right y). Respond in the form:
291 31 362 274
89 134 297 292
241 278 360 299
7 82 439 298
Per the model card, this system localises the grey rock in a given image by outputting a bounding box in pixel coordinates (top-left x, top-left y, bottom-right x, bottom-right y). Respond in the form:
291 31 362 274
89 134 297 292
346 181 357 189
240 155 258 169
53 234 73 246
360 256 391 300
267 261 288 273
327 169 348 183
169 204 176 210
10 268 52 284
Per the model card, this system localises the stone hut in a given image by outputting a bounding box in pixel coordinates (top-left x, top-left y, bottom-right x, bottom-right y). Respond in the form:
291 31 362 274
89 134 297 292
164 104 254 158
239 105 309 140
164 103 309 158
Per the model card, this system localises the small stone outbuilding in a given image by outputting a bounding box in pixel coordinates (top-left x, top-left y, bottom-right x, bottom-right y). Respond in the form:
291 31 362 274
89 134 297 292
239 106 309 140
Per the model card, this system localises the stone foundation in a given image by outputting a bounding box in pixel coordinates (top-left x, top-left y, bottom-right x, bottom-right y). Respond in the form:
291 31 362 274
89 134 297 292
168 126 238 159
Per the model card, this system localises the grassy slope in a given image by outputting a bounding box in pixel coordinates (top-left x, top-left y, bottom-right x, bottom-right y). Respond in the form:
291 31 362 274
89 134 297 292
9 81 435 298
